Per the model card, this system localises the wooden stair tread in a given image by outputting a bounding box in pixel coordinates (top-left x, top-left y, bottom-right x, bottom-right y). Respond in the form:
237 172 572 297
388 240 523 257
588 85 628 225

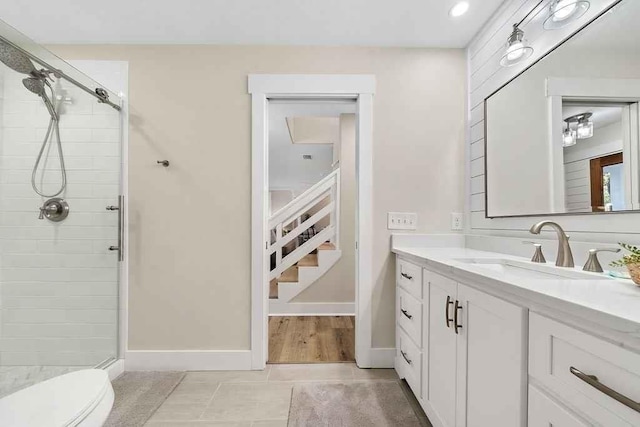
269 279 278 299
278 266 299 283
297 253 318 267
318 242 336 250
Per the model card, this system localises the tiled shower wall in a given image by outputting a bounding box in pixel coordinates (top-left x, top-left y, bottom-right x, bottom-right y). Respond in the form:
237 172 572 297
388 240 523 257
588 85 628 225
0 67 121 366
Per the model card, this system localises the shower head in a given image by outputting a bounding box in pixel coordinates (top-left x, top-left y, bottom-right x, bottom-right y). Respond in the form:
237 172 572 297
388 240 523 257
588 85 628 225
0 39 36 75
22 76 45 95
23 77 58 120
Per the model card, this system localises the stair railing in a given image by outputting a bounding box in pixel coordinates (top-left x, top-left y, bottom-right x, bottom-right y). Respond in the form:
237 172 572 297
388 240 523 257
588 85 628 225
268 168 340 281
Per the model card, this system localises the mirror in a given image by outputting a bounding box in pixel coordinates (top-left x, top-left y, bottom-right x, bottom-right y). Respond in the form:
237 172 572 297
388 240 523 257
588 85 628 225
485 0 640 218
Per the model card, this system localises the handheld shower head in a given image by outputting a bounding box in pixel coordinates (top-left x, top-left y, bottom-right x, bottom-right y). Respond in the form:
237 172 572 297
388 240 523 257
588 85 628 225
23 77 58 120
22 76 45 95
0 38 36 75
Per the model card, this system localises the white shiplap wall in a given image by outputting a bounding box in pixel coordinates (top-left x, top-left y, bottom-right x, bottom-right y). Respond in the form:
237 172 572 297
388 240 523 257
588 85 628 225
466 0 640 242
0 68 121 366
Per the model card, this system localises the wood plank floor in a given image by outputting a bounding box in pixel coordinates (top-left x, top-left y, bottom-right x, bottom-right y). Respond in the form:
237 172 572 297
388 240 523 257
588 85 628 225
268 316 355 363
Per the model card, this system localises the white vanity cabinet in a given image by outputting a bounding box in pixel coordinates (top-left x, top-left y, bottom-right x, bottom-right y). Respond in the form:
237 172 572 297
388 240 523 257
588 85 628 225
393 243 640 426
395 256 527 427
529 313 640 426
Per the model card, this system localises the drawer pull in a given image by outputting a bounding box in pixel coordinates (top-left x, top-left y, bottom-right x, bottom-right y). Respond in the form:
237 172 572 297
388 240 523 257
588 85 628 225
570 366 640 413
454 300 463 334
401 309 413 319
445 296 454 328
401 350 412 365
401 272 413 280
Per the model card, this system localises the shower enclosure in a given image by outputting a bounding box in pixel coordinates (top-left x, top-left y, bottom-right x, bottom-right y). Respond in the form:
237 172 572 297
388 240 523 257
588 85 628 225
0 20 123 397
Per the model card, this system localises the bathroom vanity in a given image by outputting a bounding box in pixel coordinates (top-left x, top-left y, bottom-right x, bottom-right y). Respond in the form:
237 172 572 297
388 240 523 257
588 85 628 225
392 240 640 427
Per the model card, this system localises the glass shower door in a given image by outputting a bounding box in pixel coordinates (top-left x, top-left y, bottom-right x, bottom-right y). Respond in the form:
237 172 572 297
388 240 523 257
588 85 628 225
0 19 122 397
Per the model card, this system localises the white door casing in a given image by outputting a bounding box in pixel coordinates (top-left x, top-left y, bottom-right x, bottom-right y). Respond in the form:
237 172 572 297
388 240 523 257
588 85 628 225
248 74 376 369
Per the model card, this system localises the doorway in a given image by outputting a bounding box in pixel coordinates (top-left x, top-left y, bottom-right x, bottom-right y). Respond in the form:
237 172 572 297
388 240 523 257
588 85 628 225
590 152 624 211
266 100 356 363
249 74 375 370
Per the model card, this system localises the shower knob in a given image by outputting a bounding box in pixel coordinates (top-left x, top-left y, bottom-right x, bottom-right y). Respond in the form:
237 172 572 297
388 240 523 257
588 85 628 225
39 198 69 222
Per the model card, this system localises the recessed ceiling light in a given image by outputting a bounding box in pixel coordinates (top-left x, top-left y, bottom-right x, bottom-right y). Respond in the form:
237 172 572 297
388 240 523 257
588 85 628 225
450 2 470 17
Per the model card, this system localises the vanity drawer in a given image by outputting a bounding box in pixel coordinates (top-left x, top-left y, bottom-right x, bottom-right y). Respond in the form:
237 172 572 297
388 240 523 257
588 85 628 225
397 287 423 347
528 385 589 427
397 258 422 299
396 327 422 399
530 313 640 426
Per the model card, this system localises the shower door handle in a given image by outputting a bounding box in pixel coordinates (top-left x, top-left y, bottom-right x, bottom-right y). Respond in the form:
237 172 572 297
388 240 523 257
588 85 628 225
107 195 124 262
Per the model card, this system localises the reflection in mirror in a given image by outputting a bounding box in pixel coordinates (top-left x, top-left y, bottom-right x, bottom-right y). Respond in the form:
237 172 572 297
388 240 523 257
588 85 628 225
485 0 640 218
562 102 629 213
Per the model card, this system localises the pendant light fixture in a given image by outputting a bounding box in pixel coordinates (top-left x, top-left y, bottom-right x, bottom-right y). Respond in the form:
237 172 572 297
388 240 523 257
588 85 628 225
562 123 577 147
500 24 534 67
576 113 594 139
544 0 590 30
563 112 593 146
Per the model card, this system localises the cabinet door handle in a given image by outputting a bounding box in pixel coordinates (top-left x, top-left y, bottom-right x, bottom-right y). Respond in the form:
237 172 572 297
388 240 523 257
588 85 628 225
401 272 413 280
401 309 413 319
400 350 412 365
454 300 463 334
445 296 454 328
570 366 640 413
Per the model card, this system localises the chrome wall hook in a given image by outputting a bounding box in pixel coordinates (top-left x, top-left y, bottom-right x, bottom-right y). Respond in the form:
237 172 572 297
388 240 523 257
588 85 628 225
157 160 170 167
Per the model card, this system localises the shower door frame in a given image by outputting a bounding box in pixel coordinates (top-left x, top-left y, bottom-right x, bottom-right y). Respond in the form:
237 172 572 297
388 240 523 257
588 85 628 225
249 74 376 370
66 59 130 375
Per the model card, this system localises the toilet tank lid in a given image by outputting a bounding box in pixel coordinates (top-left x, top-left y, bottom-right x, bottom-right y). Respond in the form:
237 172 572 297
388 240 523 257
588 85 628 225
0 369 110 427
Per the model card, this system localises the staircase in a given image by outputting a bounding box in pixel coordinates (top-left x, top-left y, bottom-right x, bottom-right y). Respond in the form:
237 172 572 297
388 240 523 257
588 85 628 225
268 169 342 304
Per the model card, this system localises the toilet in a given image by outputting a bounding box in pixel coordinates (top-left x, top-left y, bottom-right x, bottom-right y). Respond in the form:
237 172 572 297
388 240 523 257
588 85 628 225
0 369 114 427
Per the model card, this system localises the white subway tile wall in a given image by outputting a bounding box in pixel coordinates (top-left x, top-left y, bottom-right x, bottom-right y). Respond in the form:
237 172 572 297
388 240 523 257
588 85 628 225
0 68 121 367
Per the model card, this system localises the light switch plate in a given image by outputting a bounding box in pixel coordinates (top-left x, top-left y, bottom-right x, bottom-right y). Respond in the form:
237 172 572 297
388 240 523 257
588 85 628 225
388 212 418 230
451 212 463 231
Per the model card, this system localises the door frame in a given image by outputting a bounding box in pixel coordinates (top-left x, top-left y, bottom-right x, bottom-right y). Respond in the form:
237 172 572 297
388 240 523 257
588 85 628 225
590 152 624 212
248 74 376 369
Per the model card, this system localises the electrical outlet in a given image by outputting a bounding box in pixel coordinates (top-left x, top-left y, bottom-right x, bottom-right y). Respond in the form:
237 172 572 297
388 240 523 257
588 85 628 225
388 212 418 230
451 212 463 231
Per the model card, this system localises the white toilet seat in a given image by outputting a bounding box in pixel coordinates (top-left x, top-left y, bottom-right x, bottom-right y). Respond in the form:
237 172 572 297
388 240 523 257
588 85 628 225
0 369 114 427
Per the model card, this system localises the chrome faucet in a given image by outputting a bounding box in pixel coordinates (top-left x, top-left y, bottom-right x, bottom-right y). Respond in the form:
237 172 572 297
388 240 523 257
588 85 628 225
529 221 574 268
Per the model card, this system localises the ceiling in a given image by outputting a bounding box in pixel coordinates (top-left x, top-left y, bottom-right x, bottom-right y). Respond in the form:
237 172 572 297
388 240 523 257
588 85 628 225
0 0 504 47
562 105 623 130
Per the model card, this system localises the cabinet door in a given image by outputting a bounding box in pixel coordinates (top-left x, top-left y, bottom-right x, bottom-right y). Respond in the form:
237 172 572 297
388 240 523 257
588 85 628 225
528 385 590 427
427 272 458 427
455 284 527 427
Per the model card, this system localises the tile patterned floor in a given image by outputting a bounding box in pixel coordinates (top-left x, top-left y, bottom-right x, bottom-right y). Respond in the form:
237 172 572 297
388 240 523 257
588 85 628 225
0 365 86 398
144 363 406 426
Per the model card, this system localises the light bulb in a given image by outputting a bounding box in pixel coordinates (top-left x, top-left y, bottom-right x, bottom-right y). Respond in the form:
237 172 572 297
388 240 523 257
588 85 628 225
449 2 470 17
577 120 593 139
563 126 577 147
552 0 577 21
544 0 590 30
506 43 525 61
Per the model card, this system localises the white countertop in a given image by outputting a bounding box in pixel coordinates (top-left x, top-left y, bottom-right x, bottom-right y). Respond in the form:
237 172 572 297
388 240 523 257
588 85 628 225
393 246 640 339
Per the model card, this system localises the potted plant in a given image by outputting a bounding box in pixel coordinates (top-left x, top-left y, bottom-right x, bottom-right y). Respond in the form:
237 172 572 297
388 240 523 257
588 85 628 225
611 243 640 285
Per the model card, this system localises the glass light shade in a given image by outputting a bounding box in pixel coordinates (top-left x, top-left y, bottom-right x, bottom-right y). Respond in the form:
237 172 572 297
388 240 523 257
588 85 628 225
544 0 590 30
500 42 534 67
577 119 594 139
563 127 577 147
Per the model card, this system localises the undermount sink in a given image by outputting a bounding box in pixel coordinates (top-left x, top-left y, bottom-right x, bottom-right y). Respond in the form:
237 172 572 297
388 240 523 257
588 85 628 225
453 258 612 281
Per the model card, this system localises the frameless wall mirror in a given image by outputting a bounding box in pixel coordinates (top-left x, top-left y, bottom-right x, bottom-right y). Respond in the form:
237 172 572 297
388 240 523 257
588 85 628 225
485 0 640 218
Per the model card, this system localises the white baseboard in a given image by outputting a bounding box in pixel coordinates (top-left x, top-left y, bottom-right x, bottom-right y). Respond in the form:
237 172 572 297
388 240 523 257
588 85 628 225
124 350 252 371
368 348 395 368
105 359 125 380
269 301 355 316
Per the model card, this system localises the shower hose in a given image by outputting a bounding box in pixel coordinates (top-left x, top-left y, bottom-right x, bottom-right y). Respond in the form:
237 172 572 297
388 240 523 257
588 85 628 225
31 82 66 198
